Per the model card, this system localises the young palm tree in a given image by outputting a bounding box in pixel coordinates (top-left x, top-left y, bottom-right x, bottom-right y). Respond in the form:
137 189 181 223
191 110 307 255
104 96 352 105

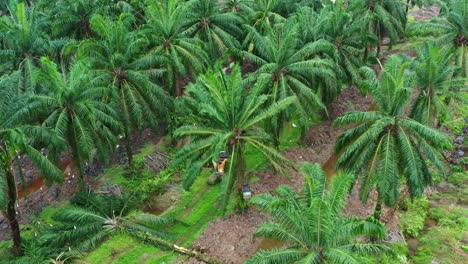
334 55 452 219
8 58 121 186
0 109 63 256
183 0 243 60
144 0 208 96
78 14 172 169
173 64 294 211
349 0 406 56
410 43 467 126
407 0 467 77
240 21 335 146
246 163 390 264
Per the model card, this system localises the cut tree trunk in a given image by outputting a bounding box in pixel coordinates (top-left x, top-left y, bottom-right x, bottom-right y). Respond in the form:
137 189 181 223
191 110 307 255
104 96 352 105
136 232 224 264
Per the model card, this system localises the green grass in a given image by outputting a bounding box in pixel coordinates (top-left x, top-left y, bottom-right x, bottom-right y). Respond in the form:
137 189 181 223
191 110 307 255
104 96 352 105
97 142 158 186
83 171 223 263
83 233 163 264
411 204 468 264
0 240 14 264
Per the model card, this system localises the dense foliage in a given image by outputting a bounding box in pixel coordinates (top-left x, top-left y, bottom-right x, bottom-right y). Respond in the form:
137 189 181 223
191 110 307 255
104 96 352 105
0 0 462 262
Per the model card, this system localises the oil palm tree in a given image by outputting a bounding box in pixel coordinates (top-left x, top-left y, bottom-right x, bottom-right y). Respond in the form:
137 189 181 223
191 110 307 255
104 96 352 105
43 191 172 256
244 0 286 35
0 107 63 256
303 1 375 85
410 43 467 126
246 163 390 264
183 0 243 60
334 55 452 219
144 0 208 96
406 0 467 77
48 0 101 39
222 0 255 14
240 21 335 146
349 0 406 56
8 58 121 186
173 64 294 211
0 2 64 93
78 14 172 169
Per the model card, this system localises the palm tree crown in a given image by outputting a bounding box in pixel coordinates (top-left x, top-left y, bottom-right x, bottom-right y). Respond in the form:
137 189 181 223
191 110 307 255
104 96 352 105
144 0 208 96
334 55 452 211
183 0 243 60
44 191 171 255
173 64 294 210
241 20 335 145
8 57 121 184
0 3 64 92
247 162 390 264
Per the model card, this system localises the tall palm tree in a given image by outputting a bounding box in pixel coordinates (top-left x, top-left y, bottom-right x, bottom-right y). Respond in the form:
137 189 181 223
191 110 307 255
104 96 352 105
0 2 64 93
349 0 406 56
407 0 467 77
243 0 286 36
0 107 63 256
144 0 208 97
221 0 255 14
78 14 172 169
240 21 335 146
8 58 121 186
246 163 390 264
410 43 467 126
173 64 294 211
303 1 375 85
48 0 101 39
183 0 243 60
334 55 452 219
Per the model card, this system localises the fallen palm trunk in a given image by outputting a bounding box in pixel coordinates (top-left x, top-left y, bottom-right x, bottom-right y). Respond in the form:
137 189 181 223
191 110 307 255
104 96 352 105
134 232 224 264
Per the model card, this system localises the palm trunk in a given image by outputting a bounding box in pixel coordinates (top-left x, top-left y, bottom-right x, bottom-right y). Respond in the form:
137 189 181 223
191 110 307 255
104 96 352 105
299 125 308 146
235 145 246 194
125 133 134 170
175 73 183 97
4 159 23 256
68 124 85 189
118 86 135 170
373 199 382 220
377 26 382 58
273 125 280 149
